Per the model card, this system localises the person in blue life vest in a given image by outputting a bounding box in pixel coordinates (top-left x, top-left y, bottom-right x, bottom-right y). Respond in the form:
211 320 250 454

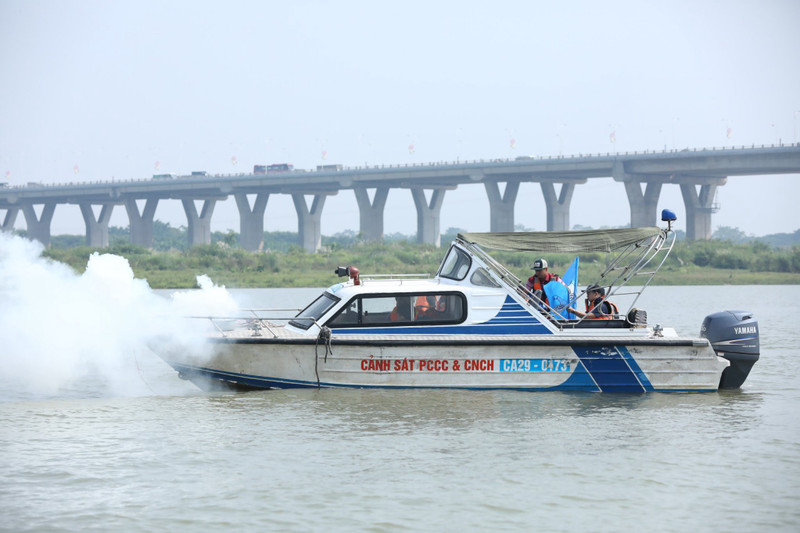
568 283 619 319
525 258 562 306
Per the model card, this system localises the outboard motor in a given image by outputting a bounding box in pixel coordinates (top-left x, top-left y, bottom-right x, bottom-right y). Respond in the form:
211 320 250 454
700 310 760 389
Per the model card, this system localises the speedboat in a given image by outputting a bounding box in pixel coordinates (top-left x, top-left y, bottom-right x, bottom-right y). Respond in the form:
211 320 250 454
158 210 759 392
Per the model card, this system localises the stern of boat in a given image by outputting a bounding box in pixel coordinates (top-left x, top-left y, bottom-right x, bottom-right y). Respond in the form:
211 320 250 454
701 310 760 389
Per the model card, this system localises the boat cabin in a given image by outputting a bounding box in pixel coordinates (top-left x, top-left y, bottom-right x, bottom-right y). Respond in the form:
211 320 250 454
287 227 667 336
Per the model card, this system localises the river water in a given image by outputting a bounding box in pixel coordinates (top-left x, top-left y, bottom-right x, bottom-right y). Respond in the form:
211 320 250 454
1 285 799 532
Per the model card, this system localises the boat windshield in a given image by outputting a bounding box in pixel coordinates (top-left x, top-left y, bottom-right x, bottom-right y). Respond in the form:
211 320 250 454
438 246 472 280
289 292 341 330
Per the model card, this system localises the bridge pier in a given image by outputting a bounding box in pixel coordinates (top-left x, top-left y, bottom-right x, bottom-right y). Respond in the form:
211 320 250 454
354 187 389 241
613 162 665 228
411 187 451 247
292 193 334 252
182 199 218 246
1 206 19 233
541 182 577 231
484 181 520 232
234 193 269 251
124 198 159 248
79 203 116 248
623 180 663 228
680 178 726 240
21 203 56 247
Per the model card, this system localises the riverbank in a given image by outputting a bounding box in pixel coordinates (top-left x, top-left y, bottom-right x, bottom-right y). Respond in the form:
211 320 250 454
136 268 800 289
136 267 800 289
42 240 800 289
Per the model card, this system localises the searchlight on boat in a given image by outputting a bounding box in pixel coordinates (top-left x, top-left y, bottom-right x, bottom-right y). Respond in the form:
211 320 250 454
335 265 360 285
661 208 677 231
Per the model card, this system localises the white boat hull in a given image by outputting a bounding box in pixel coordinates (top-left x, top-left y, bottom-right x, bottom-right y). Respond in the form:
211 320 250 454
163 334 729 393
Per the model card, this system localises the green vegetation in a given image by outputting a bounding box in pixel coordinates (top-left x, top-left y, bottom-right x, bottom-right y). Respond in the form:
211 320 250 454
42 240 446 288
40 226 800 288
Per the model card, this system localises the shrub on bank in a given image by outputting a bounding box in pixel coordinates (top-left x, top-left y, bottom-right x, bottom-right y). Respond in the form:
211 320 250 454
40 232 800 288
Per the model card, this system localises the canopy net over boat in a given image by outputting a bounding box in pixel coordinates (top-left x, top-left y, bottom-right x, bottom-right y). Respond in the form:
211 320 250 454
457 227 661 253
455 227 673 326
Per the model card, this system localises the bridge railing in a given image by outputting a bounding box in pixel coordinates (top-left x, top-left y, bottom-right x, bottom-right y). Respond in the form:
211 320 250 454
1 142 798 189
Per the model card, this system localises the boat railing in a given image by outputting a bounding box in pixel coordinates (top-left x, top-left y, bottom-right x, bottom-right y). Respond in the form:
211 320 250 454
243 308 305 338
595 228 674 311
461 241 567 324
460 225 676 329
186 307 327 338
567 227 675 326
359 273 432 282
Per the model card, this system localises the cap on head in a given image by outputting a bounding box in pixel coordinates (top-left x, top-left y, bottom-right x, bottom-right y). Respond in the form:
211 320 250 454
587 283 605 296
532 258 548 271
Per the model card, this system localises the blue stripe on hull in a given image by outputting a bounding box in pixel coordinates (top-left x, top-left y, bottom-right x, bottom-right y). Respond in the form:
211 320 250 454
333 295 553 336
618 349 656 392
570 345 655 392
333 324 552 335
549 361 601 391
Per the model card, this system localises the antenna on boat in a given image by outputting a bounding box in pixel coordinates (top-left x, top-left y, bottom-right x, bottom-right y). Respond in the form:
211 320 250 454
335 265 361 285
661 208 677 232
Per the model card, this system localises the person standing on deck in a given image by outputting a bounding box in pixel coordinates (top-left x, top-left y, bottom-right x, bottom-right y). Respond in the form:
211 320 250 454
525 258 562 306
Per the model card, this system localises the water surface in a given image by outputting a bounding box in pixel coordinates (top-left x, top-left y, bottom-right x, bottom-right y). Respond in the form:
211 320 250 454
1 286 798 532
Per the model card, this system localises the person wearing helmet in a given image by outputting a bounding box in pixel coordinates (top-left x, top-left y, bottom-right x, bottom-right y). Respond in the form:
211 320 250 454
525 258 562 306
568 284 619 319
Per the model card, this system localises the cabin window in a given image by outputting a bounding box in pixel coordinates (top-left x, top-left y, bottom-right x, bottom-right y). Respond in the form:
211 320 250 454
327 293 466 328
289 292 341 330
470 267 501 288
439 246 472 281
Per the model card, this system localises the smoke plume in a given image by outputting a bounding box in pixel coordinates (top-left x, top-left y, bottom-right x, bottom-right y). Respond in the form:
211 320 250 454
0 233 239 399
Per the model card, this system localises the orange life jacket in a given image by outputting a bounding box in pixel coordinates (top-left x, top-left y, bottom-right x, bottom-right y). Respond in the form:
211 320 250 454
584 297 619 320
414 295 437 319
527 273 561 304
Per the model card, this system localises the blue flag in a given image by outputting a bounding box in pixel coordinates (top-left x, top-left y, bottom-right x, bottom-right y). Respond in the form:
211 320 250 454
563 256 579 295
562 257 579 319
544 280 572 319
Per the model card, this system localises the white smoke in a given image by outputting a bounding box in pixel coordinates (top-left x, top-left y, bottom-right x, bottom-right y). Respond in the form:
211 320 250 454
0 232 239 399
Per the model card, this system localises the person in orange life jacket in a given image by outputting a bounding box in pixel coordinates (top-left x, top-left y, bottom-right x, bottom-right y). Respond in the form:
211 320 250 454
390 296 412 321
568 284 619 319
525 258 562 306
414 295 439 320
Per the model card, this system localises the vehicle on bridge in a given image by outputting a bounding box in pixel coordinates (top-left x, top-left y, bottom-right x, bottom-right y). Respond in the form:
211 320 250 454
316 164 343 171
190 171 208 177
253 165 267 174
152 173 176 180
156 210 759 393
267 163 294 173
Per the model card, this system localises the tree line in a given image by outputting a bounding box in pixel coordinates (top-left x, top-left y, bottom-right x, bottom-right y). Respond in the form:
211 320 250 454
26 223 800 288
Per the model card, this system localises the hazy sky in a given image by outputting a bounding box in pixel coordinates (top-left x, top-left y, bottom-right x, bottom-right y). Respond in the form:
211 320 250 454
2 0 799 237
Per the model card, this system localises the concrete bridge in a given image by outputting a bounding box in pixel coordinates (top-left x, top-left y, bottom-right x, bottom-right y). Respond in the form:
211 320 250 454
1 144 799 251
